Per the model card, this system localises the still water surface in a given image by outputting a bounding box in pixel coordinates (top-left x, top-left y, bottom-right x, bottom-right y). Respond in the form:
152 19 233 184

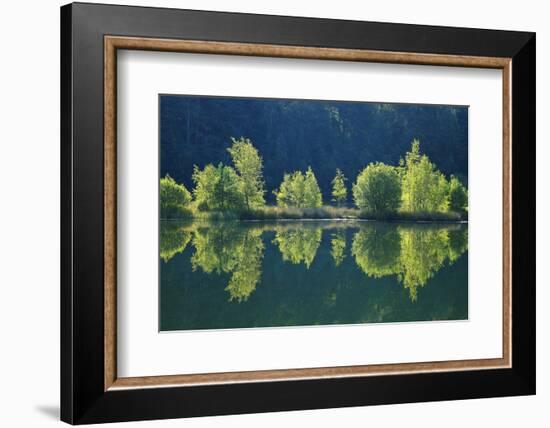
160 220 468 331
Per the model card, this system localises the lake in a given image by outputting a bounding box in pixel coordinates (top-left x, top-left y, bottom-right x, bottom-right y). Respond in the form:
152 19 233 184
159 220 468 331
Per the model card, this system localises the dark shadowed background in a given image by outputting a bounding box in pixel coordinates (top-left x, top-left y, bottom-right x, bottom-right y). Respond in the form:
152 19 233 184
160 95 468 201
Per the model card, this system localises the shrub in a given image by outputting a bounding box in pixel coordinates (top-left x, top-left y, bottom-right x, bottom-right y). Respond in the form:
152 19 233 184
353 163 401 213
448 176 468 212
160 174 192 219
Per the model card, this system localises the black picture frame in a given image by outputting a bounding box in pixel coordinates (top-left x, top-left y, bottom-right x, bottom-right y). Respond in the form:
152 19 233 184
61 2 535 424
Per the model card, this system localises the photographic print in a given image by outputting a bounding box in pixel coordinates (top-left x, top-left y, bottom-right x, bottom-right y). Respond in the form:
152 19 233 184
159 95 469 332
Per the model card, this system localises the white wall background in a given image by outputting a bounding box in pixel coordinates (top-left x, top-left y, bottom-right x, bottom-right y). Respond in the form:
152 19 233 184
0 0 546 426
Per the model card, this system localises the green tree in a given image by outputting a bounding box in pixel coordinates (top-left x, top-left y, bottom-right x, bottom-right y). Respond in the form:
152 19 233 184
160 174 192 219
192 163 244 211
227 137 266 210
401 140 450 212
353 163 401 213
331 168 347 206
274 171 305 207
448 176 468 212
304 167 323 208
274 167 322 208
192 164 218 211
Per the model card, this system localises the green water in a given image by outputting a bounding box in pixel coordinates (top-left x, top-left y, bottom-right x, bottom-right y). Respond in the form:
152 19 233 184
160 220 468 331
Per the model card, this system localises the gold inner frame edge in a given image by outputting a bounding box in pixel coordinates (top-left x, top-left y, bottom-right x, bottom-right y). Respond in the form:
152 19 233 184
104 36 512 391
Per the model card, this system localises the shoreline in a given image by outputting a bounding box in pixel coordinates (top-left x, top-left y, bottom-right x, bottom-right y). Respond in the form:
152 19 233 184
161 217 468 224
241 218 468 224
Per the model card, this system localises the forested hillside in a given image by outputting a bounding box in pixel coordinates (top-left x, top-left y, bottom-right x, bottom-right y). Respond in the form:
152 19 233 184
160 95 468 202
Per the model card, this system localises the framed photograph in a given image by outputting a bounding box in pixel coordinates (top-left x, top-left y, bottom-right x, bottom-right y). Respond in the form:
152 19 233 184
61 2 535 424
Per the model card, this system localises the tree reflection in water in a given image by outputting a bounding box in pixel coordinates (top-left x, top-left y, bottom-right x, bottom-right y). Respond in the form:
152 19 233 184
351 224 401 278
190 226 264 302
352 224 468 301
330 231 346 267
160 222 192 263
160 220 467 303
272 227 322 269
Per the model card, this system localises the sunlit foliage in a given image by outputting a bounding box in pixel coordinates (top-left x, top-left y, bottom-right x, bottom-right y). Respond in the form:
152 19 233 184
160 174 192 218
401 140 449 212
227 137 266 209
161 96 468 206
274 171 304 207
274 167 323 208
192 163 244 211
448 175 468 212
304 167 323 207
164 137 467 220
331 169 348 206
352 163 402 213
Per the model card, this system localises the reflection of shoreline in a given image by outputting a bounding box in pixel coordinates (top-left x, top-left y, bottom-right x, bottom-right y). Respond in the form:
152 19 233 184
160 220 467 303
243 219 470 222
161 217 468 224
161 219 468 232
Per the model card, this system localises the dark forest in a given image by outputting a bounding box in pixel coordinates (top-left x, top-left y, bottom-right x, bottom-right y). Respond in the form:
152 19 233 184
160 95 468 203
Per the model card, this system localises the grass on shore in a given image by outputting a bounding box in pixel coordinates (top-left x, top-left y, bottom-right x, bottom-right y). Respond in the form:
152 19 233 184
241 206 358 220
357 210 466 222
162 205 467 222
